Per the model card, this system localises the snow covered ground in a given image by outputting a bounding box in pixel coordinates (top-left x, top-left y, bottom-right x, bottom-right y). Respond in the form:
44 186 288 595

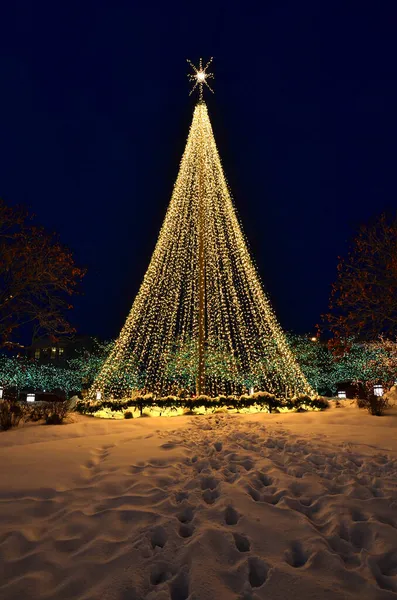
1 402 397 600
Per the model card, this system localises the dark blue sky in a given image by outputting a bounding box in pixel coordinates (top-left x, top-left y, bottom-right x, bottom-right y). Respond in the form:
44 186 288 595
1 2 396 340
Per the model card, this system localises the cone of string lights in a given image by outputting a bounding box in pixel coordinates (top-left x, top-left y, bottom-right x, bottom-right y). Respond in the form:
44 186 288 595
88 59 313 401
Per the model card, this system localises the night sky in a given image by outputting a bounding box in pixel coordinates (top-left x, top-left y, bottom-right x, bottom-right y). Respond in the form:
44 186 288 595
1 2 397 341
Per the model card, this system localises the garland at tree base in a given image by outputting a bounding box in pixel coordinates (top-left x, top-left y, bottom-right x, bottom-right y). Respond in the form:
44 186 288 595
76 393 329 417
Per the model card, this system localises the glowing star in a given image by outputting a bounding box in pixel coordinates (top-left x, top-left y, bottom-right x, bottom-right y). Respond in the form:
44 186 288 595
187 57 214 99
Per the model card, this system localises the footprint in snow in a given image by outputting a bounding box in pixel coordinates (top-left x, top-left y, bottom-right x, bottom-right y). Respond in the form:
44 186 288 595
150 561 175 586
161 442 177 450
178 523 194 538
248 556 268 588
177 507 194 524
224 505 240 525
150 525 167 549
169 567 190 600
202 488 220 505
200 476 218 491
175 491 189 504
257 472 273 487
233 532 250 552
246 485 261 502
285 540 310 568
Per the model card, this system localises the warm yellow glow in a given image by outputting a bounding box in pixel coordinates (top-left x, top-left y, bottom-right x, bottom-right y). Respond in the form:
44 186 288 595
187 57 214 98
88 88 314 401
91 403 323 420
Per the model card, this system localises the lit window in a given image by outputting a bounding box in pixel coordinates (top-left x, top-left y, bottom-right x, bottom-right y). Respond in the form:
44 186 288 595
96 390 102 400
59 348 64 356
51 347 57 359
337 391 346 399
0 387 3 399
27 393 35 402
35 349 40 359
374 384 383 397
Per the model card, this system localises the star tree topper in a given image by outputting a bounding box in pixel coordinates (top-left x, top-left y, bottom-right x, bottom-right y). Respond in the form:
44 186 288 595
187 57 214 100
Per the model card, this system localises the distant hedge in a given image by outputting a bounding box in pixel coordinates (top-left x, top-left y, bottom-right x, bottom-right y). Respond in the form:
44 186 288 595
75 392 329 417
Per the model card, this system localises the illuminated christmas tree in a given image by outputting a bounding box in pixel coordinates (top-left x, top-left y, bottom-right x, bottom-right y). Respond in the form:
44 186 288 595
89 59 313 399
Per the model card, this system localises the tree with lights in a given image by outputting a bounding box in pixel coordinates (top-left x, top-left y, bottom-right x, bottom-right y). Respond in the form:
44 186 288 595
333 337 397 397
0 354 82 396
286 334 337 396
67 338 115 389
0 338 114 397
88 59 313 400
165 336 244 395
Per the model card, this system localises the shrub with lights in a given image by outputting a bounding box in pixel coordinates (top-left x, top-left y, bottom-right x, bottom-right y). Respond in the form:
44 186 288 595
0 355 81 396
75 392 329 419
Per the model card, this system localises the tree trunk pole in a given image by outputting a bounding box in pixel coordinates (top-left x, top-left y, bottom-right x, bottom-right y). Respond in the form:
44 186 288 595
197 103 206 396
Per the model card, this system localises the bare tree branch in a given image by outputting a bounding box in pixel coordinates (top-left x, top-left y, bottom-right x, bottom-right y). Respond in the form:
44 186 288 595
323 213 397 351
0 198 86 346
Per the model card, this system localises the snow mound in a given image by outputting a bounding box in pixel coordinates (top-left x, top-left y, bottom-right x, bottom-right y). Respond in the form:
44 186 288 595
385 385 397 407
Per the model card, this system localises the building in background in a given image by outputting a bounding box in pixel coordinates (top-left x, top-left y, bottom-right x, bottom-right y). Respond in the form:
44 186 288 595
26 336 96 365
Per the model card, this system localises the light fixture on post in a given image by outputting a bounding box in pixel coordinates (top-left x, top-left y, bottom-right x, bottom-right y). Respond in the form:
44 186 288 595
96 390 102 401
0 386 3 399
373 384 383 397
337 390 346 399
27 393 36 402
